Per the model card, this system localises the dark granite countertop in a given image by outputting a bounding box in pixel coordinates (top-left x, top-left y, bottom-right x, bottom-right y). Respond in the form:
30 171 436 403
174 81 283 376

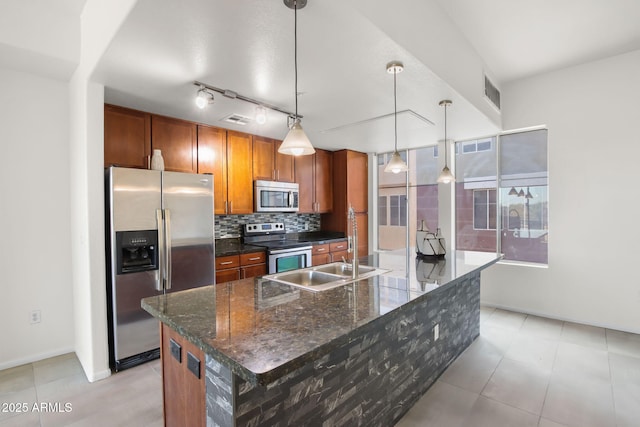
285 231 346 244
142 249 500 386
215 238 266 257
215 232 346 257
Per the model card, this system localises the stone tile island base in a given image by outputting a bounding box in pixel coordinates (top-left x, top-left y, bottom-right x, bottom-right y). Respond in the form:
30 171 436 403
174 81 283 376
206 272 480 426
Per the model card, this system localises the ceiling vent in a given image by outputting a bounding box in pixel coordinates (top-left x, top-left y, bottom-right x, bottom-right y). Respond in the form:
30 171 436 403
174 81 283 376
484 75 501 111
221 113 252 126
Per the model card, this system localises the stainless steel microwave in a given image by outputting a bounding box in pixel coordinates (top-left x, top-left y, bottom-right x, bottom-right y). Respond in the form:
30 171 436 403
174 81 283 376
254 180 299 212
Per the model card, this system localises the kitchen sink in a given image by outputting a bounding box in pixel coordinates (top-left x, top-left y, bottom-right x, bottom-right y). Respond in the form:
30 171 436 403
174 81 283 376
314 263 376 276
263 262 390 292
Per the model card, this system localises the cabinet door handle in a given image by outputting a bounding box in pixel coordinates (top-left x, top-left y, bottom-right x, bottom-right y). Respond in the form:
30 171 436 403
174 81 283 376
220 261 234 265
277 170 280 181
335 245 345 249
229 201 233 213
248 257 261 261
317 248 326 252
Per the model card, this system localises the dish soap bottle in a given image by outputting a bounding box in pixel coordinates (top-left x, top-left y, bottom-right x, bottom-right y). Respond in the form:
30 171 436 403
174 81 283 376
151 149 165 171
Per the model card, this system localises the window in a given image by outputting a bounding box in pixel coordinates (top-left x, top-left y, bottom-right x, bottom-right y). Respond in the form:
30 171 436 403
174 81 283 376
477 139 492 151
377 154 385 166
389 195 407 226
462 142 477 153
378 196 387 226
455 136 497 253
377 146 439 251
500 129 548 264
473 189 496 230
455 129 548 265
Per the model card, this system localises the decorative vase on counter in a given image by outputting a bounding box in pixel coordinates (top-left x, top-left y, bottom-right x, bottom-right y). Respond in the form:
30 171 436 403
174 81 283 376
150 149 165 171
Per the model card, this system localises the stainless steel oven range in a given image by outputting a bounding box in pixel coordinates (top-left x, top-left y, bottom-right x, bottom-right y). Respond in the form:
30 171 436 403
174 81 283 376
243 222 312 274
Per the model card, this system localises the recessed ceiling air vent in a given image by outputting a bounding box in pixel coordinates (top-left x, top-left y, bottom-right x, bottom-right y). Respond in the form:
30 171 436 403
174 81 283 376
221 114 252 126
484 75 501 111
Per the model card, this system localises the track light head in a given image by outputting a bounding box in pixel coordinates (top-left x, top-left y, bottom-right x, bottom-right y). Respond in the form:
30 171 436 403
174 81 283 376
195 86 214 109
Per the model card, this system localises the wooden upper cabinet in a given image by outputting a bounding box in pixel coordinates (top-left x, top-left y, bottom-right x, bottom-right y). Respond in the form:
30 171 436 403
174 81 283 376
151 115 197 173
197 125 227 215
226 131 254 214
315 149 333 213
346 150 368 213
294 148 333 213
295 153 315 213
274 140 295 182
252 136 275 181
320 149 368 255
104 104 151 169
252 136 295 182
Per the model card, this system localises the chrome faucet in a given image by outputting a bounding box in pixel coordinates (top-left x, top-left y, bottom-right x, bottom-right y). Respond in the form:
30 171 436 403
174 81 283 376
347 206 359 279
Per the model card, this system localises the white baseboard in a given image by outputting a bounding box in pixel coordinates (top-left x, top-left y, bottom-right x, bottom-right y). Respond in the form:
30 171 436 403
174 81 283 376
481 301 640 335
0 347 75 371
87 368 112 383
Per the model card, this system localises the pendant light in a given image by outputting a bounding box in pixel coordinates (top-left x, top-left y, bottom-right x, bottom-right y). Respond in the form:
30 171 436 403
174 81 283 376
279 0 315 156
437 100 456 184
384 61 408 174
508 187 518 196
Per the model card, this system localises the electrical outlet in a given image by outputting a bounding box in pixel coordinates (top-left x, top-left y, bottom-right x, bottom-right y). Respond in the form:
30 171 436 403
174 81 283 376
433 324 439 341
30 310 41 324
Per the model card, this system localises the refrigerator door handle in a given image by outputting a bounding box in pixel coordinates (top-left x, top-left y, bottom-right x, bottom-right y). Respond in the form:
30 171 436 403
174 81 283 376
165 209 172 290
155 209 165 292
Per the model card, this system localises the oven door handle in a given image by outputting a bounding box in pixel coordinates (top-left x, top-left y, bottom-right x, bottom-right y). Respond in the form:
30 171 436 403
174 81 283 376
269 246 312 255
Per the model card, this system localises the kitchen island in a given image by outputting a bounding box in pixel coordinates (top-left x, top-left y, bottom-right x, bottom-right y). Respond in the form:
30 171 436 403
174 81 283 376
142 250 500 426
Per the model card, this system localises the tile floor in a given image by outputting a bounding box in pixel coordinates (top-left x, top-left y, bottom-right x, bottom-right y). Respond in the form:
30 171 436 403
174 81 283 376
0 307 639 426
0 353 162 427
397 307 640 427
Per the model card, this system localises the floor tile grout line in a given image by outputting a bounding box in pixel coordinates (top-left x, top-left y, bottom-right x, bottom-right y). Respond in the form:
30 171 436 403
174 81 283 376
536 321 565 427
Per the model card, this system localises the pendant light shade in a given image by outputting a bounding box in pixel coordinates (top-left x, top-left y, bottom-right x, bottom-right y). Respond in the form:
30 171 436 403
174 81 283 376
508 186 518 196
385 151 409 174
437 100 456 184
525 188 534 199
384 61 408 174
280 118 315 155
279 0 315 156
437 165 455 184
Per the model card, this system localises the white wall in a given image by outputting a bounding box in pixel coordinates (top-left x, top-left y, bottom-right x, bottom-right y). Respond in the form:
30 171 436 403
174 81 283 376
0 67 74 369
482 49 640 334
0 0 80 80
70 0 139 382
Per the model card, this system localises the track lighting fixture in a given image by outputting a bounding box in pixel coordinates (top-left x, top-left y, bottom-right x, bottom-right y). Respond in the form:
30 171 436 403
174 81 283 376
255 106 267 125
195 85 214 109
193 81 300 125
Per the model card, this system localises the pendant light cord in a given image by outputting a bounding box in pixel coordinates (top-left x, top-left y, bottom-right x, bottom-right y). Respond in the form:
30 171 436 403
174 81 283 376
444 103 448 167
394 68 398 152
294 1 299 120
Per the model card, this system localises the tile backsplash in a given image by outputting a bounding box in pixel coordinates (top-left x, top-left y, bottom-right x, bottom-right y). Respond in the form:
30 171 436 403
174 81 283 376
215 213 321 239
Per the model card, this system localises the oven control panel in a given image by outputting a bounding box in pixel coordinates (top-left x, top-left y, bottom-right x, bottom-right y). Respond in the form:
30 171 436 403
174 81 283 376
243 222 286 236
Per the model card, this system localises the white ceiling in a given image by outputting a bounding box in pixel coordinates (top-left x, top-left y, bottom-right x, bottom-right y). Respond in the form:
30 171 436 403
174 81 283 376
92 0 640 153
435 0 640 83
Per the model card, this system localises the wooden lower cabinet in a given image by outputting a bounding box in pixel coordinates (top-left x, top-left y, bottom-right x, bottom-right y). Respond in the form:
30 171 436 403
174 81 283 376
311 240 349 266
161 323 205 427
216 251 266 284
312 253 331 266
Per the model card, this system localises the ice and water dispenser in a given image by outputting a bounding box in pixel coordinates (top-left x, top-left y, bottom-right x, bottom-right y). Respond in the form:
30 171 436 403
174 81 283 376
115 230 158 274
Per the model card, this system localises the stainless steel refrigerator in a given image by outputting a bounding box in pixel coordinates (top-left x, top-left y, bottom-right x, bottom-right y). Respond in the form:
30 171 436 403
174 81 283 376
105 166 215 371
